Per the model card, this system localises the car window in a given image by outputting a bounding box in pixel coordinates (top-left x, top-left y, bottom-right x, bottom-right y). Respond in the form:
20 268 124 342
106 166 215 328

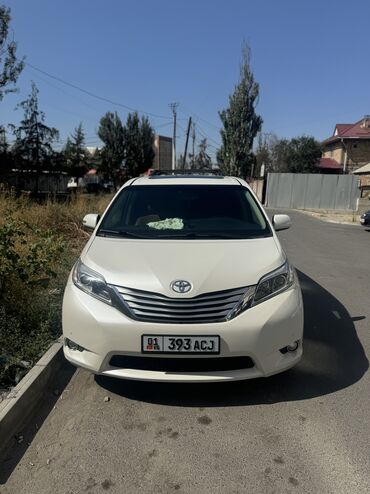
97 185 271 239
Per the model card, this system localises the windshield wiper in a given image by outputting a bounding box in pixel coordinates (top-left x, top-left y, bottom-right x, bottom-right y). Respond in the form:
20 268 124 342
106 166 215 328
98 229 271 240
98 229 149 239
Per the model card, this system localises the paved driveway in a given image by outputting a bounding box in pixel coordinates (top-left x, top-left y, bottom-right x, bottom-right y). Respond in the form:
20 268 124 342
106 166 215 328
1 211 369 493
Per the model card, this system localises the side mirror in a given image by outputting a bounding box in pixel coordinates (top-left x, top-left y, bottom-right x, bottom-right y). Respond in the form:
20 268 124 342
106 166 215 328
82 213 100 230
272 214 292 231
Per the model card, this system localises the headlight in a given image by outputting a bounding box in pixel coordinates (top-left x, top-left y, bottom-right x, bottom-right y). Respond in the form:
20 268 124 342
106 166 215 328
226 261 296 320
72 260 113 305
251 260 296 306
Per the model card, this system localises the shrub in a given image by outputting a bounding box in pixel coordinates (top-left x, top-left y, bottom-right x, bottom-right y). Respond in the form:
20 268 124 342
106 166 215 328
0 192 113 389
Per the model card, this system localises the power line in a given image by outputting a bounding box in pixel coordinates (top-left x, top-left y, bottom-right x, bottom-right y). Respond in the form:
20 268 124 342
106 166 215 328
16 62 222 154
29 70 105 116
27 68 175 138
177 108 222 157
155 121 173 129
176 121 189 139
26 62 171 120
23 63 222 149
195 122 222 147
179 106 221 131
179 108 222 147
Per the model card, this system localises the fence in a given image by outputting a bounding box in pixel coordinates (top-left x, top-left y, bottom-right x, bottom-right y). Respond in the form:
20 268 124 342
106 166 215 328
266 173 360 211
0 171 69 193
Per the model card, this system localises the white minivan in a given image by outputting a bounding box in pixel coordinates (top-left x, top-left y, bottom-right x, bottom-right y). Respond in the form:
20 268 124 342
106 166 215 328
62 175 303 382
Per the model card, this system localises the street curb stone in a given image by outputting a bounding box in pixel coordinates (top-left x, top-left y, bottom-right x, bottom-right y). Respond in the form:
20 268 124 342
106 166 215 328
0 340 64 455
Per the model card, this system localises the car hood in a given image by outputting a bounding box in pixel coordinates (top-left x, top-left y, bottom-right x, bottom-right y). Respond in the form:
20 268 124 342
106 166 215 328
83 236 284 297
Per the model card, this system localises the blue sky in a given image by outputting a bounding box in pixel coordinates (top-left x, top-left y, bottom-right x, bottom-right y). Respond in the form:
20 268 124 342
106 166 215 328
2 0 370 159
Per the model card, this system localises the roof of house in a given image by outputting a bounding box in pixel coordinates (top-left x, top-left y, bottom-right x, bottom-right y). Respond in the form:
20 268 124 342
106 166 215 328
324 117 370 145
352 163 370 174
318 157 343 170
335 124 352 134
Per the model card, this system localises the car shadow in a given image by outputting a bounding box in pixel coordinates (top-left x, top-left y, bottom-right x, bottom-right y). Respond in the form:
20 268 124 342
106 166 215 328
95 271 368 407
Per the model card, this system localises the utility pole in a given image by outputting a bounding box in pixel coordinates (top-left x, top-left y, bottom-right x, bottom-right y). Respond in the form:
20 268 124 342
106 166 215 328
169 102 179 170
34 116 41 194
191 121 196 168
182 117 192 170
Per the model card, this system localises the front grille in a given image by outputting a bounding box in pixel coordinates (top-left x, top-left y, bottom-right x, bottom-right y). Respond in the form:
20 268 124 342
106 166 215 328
114 285 248 324
109 355 254 372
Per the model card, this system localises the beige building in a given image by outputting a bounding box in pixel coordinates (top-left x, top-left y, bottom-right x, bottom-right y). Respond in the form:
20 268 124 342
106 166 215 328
353 162 370 197
321 116 370 173
153 135 172 170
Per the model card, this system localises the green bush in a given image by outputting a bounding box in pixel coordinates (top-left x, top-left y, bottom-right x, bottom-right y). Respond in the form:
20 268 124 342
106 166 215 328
0 217 67 388
0 218 64 287
0 193 113 391
0 307 58 387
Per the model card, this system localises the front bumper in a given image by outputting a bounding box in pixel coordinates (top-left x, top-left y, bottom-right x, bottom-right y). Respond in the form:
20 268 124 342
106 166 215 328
62 282 304 383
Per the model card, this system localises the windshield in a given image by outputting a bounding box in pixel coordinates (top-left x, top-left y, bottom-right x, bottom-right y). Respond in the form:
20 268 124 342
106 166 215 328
97 185 271 239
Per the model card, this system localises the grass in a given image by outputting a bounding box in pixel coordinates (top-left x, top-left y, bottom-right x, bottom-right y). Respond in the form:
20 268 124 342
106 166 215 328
0 192 113 391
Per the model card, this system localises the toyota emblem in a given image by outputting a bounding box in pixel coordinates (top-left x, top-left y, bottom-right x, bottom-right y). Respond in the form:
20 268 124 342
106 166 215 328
170 280 192 294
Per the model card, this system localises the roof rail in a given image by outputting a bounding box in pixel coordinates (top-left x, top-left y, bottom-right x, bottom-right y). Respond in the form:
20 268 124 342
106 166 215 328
148 168 224 177
148 174 225 180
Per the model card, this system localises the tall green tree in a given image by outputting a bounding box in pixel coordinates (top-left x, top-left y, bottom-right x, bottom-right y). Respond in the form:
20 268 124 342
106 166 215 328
123 112 142 178
0 5 24 102
192 138 212 170
256 134 322 173
140 115 155 173
11 82 59 187
97 111 125 184
283 136 322 173
64 123 87 176
123 112 154 177
218 44 263 177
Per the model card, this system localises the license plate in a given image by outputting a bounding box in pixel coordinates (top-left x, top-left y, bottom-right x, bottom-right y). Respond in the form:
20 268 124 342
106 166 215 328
142 335 220 354
360 219 365 224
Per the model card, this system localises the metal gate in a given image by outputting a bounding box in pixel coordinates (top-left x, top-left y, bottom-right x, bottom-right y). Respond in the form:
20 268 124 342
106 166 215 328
266 173 360 210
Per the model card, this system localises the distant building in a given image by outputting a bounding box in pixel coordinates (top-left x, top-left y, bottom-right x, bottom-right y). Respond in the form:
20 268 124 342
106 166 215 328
317 157 343 174
86 146 101 156
320 116 370 173
352 162 370 197
153 135 172 170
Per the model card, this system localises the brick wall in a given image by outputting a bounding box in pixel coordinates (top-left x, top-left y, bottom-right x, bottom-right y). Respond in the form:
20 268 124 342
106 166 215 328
346 140 370 171
322 143 344 163
322 139 370 172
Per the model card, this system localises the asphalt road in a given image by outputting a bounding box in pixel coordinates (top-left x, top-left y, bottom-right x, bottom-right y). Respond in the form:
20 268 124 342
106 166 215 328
1 211 370 494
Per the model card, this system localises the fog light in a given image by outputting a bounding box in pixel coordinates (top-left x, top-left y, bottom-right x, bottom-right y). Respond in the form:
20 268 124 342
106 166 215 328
279 340 300 354
65 338 84 352
287 340 299 352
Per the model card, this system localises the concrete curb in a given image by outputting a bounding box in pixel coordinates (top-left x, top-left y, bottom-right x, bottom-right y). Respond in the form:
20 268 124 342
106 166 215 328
0 340 64 455
294 209 361 226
